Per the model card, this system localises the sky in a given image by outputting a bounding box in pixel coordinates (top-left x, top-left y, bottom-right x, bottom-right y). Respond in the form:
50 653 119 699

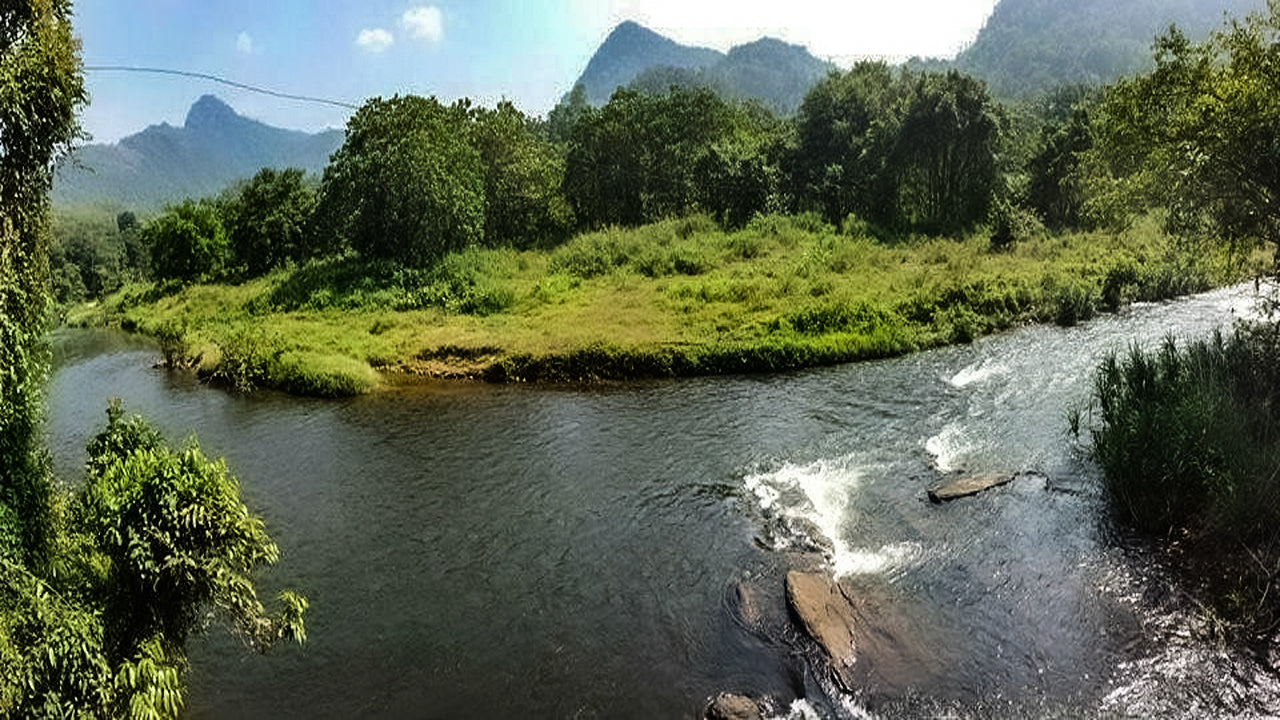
76 0 999 144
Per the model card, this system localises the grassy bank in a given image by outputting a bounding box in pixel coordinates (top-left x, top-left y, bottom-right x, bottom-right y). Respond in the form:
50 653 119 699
70 213 1265 396
1081 324 1280 637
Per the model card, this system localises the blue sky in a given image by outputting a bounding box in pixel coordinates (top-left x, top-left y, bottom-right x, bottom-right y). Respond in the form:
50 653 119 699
76 0 999 143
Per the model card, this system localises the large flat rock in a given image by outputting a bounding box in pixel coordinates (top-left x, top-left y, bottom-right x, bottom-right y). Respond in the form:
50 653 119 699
785 571 858 669
927 473 1015 503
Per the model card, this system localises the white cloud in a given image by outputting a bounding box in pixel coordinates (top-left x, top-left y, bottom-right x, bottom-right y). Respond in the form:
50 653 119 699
236 31 254 55
401 6 444 43
356 27 395 53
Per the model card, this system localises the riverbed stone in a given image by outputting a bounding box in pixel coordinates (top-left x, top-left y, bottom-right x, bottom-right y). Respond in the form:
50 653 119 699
927 473 1015 503
785 571 858 669
704 692 762 720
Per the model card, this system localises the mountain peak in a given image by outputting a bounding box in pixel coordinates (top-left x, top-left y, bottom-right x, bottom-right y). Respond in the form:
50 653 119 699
185 94 239 130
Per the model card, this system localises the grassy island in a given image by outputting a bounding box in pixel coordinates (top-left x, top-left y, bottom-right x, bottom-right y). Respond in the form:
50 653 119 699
71 213 1262 397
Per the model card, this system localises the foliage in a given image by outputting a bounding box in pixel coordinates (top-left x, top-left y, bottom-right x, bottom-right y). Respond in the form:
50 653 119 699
81 402 308 654
888 70 1004 235
787 62 897 225
563 85 767 229
1025 85 1098 231
1090 6 1280 246
145 199 228 284
469 101 573 248
0 0 87 569
315 95 485 267
221 167 317 278
787 64 1005 235
1082 326 1280 633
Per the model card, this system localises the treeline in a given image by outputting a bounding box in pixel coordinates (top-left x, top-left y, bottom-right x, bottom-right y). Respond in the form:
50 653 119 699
57 58 1118 296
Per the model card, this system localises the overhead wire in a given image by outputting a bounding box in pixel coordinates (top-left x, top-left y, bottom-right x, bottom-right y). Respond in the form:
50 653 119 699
83 65 359 110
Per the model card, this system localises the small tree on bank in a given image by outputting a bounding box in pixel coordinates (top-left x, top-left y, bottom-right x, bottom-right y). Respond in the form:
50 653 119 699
145 199 228 284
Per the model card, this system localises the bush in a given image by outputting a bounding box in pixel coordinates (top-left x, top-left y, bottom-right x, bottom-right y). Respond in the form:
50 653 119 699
1084 326 1280 632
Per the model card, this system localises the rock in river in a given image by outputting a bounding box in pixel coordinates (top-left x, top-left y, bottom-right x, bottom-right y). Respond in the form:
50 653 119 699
704 692 762 720
785 571 858 669
927 472 1015 503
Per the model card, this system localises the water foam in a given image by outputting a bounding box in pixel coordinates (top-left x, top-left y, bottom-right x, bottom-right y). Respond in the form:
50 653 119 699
949 358 1009 388
924 422 970 473
744 458 918 578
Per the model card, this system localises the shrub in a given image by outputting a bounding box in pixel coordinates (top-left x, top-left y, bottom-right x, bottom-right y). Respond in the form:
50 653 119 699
1084 327 1280 632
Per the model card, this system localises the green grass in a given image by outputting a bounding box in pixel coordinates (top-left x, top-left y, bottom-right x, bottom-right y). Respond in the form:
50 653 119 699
70 213 1266 396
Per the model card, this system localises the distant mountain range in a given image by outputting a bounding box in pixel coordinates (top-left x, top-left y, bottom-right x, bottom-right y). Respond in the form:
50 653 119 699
55 1 1271 211
569 21 835 114
570 0 1269 112
53 95 342 210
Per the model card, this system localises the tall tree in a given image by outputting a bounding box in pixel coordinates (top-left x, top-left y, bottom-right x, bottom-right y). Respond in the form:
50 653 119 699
888 70 1004 234
563 85 743 228
470 101 573 248
146 199 228 284
222 167 317 277
787 62 898 224
0 0 87 566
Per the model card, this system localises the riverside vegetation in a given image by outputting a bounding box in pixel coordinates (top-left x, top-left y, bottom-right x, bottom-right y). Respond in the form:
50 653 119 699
2 2 305 717
72 214 1256 396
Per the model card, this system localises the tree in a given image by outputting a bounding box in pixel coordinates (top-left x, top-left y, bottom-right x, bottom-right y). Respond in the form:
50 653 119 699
1090 9 1280 245
470 102 572 248
223 167 318 277
80 405 307 702
888 70 1004 235
145 199 228 283
315 95 485 267
0 0 87 567
787 63 897 224
1026 85 1098 231
562 85 743 229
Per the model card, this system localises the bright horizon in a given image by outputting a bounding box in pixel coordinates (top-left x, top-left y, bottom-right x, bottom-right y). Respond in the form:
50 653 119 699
77 0 999 144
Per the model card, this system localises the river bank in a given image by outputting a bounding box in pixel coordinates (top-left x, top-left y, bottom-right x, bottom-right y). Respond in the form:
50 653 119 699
68 214 1267 397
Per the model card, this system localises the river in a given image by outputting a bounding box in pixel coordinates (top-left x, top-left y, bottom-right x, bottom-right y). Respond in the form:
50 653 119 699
45 284 1280 718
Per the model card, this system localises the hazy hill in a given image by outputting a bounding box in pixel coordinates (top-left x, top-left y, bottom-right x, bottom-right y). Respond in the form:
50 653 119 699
575 21 723 106
54 95 343 210
953 0 1268 98
570 22 834 114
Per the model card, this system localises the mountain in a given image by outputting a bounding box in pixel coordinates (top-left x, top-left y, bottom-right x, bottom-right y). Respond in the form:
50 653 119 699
569 22 834 114
952 0 1268 98
574 21 723 106
54 95 344 209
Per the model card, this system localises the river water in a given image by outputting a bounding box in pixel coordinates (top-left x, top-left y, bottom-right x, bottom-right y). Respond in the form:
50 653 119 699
45 285 1280 718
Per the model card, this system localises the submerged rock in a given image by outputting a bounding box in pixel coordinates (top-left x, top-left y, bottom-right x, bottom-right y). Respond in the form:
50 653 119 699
927 472 1015 503
705 692 762 720
785 571 858 670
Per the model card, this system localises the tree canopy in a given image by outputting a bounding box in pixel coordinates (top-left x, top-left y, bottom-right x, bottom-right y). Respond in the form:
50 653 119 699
316 95 485 267
1091 8 1280 246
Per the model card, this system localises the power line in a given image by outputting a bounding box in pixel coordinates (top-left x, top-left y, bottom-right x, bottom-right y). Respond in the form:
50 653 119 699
84 65 360 110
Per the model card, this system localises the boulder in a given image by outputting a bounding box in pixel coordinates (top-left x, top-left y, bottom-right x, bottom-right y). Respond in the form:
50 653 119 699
705 692 762 720
927 473 1015 503
785 571 858 669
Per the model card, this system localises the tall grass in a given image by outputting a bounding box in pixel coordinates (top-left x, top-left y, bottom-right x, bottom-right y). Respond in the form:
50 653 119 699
1084 325 1280 634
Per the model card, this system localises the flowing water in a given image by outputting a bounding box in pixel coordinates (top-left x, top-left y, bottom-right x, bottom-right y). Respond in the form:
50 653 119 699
45 284 1280 718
